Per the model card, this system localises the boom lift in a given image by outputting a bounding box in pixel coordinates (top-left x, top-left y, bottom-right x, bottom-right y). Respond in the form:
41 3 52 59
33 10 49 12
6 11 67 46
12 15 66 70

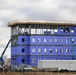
64 26 75 60
0 39 11 65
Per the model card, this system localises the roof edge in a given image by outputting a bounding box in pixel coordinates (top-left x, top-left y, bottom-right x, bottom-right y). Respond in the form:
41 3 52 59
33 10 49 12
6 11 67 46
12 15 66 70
8 20 76 27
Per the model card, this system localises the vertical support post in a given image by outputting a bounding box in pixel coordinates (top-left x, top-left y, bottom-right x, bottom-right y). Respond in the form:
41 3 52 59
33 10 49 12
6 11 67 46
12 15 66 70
29 25 31 34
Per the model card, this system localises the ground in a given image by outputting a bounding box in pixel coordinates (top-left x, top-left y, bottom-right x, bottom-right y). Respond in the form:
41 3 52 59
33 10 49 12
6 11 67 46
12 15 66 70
0 72 76 75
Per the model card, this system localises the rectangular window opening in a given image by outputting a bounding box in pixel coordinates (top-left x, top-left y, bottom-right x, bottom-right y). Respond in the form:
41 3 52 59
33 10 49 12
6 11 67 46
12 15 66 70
55 39 58 42
44 48 47 52
60 49 63 53
32 38 35 42
22 59 25 63
55 49 58 52
38 48 41 52
60 38 63 42
44 39 46 42
22 48 25 52
72 39 74 43
22 38 25 42
32 48 35 52
66 49 69 53
61 29 63 32
66 38 68 43
54 29 58 33
49 38 52 42
71 29 74 33
32 58 36 63
49 49 52 53
38 38 41 42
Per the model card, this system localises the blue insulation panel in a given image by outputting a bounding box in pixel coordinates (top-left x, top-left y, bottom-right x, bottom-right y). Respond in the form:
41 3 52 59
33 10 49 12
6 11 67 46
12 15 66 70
11 26 76 66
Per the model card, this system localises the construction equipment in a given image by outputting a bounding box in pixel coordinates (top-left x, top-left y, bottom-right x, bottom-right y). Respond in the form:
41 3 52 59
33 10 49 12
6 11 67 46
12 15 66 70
0 39 11 65
64 26 75 60
69 27 75 60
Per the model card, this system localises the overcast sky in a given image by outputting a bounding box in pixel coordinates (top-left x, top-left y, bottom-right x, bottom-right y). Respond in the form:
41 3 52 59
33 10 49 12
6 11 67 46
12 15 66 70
0 0 76 58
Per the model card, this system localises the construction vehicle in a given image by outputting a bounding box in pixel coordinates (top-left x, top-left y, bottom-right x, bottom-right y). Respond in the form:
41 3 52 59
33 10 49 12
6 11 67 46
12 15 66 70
0 39 11 65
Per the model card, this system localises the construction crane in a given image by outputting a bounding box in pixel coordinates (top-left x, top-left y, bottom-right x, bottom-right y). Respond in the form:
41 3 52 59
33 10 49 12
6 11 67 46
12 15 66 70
0 39 11 65
64 26 75 60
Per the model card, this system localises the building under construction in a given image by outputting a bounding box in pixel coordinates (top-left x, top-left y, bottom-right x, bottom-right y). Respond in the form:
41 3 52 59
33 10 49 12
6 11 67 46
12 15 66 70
8 20 76 66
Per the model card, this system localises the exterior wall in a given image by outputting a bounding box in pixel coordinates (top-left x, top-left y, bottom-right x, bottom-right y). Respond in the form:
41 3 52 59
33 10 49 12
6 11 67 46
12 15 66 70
30 36 76 45
11 26 76 66
17 36 30 45
57 26 76 35
11 56 30 65
11 46 30 55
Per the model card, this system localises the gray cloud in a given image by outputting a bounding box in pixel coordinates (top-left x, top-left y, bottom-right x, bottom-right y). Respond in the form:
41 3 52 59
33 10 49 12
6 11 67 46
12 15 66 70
1 0 76 21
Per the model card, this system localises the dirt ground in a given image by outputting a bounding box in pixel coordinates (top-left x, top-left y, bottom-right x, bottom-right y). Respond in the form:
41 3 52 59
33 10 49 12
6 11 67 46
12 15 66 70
0 72 76 75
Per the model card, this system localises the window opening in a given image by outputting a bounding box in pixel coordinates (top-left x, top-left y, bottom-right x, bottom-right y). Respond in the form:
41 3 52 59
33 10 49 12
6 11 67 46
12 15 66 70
54 29 58 33
22 38 24 42
44 39 46 42
61 29 63 32
71 29 74 33
22 59 25 63
49 49 52 53
32 48 35 52
66 49 69 53
55 39 58 42
38 48 41 52
32 38 35 42
72 39 74 43
32 58 36 63
44 48 47 52
60 49 63 52
66 38 68 43
49 38 52 42
55 49 58 52
22 48 25 52
38 38 41 42
60 38 63 42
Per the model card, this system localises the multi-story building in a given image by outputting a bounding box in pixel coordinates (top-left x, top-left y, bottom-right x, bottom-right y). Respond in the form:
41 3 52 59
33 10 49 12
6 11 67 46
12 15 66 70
8 21 76 66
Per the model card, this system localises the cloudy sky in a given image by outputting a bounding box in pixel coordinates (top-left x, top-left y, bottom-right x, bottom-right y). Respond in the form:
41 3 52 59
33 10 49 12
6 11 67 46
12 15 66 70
0 0 76 58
